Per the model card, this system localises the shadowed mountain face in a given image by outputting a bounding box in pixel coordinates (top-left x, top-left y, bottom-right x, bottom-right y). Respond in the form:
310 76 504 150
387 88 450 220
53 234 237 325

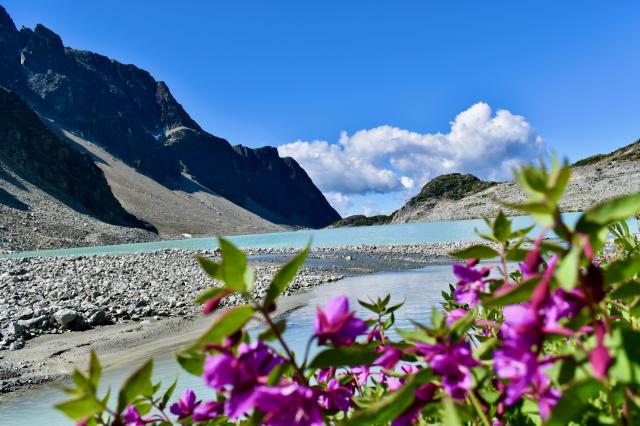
0 86 151 229
0 6 340 228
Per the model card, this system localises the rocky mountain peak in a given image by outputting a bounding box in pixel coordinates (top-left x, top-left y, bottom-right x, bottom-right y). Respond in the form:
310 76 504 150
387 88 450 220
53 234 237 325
20 24 66 72
0 5 16 32
403 173 498 209
0 6 340 229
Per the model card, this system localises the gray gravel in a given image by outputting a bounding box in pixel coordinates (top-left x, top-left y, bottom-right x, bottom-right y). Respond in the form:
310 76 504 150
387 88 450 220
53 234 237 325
0 242 471 354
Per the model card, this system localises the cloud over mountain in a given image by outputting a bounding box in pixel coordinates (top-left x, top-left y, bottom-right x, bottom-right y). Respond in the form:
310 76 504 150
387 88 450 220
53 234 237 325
278 102 545 205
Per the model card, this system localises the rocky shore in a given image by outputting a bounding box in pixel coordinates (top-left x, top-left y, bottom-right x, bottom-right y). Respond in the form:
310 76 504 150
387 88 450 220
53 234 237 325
0 242 469 394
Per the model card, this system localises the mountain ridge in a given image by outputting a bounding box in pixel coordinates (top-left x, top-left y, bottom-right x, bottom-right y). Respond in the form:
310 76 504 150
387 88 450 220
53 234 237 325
0 5 340 229
332 145 640 227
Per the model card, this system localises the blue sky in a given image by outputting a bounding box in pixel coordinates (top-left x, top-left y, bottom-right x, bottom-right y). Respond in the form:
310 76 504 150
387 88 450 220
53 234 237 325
4 1 640 216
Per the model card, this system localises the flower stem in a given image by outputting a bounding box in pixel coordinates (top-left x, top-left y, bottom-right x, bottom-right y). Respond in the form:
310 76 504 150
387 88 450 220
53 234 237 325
605 377 623 426
469 391 492 426
258 306 308 385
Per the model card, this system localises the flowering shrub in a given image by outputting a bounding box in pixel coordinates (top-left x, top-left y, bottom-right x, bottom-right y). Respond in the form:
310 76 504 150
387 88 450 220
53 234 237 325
57 160 640 425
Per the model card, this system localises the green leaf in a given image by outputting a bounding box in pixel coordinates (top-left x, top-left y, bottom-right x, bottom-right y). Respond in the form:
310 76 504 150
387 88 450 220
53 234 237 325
510 224 536 239
55 394 103 421
197 256 221 281
176 351 206 376
395 328 434 343
546 378 604 426
506 247 528 262
190 305 255 350
450 245 499 260
160 379 177 410
264 246 309 306
386 301 404 314
547 159 571 203
493 211 512 242
70 369 93 395
309 347 380 369
431 307 444 329
442 397 463 426
219 238 249 292
89 350 101 389
358 299 378 312
475 337 498 360
481 276 541 308
611 281 640 300
340 370 431 426
195 287 229 305
557 357 578 385
556 245 581 290
449 309 477 339
577 193 640 233
604 256 640 285
198 238 251 293
117 359 154 412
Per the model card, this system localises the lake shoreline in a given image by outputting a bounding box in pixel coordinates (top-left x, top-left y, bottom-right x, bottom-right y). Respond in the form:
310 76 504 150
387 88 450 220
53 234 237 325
0 241 475 396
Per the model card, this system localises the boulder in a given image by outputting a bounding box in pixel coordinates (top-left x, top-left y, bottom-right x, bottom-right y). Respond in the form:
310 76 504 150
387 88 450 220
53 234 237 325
89 310 109 326
6 322 25 336
53 308 77 327
18 308 33 320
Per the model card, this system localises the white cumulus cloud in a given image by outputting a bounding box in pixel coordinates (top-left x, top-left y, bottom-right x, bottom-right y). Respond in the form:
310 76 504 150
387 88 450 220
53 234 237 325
278 102 546 215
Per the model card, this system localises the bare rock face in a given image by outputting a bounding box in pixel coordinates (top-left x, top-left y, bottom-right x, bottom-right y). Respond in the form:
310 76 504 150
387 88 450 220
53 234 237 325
0 86 152 230
0 6 340 229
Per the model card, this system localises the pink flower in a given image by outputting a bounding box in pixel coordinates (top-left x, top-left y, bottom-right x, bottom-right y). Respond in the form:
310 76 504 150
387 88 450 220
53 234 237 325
590 323 612 380
318 378 353 412
374 346 403 370
520 232 546 277
202 341 284 419
452 263 489 307
314 296 367 346
254 384 323 426
203 291 231 314
316 367 335 383
192 400 223 422
445 308 468 327
123 405 146 426
169 389 198 419
416 340 479 399
349 365 370 387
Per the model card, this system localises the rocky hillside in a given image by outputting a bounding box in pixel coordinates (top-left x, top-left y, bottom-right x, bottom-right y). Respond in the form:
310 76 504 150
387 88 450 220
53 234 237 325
573 138 640 166
330 214 391 228
0 6 339 229
332 147 640 227
0 87 149 229
60 129 284 238
391 158 640 224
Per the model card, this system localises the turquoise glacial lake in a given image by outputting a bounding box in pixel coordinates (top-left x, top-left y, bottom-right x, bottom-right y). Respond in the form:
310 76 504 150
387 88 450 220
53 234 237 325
1 212 584 258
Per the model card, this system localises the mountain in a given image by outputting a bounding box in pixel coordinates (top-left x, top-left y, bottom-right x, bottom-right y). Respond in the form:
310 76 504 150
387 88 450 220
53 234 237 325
572 138 640 167
333 146 640 227
330 174 498 227
330 215 391 228
0 86 148 228
0 5 340 229
0 86 159 251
